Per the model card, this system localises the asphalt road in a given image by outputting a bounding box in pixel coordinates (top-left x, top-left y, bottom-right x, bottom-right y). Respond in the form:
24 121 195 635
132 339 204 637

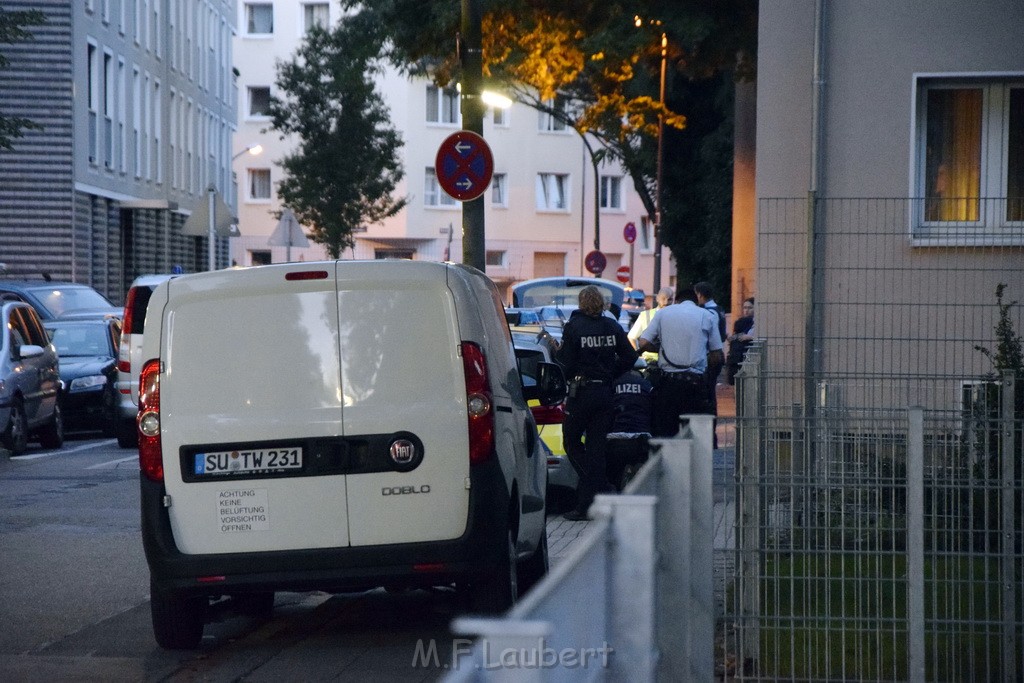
0 435 473 681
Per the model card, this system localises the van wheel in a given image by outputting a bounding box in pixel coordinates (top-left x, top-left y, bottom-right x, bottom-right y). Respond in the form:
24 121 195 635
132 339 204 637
470 528 518 614
2 400 29 455
37 402 64 450
517 524 549 594
151 582 206 650
116 418 137 449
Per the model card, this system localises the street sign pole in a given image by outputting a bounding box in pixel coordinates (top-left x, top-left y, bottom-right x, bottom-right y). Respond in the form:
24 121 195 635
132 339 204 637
460 0 485 271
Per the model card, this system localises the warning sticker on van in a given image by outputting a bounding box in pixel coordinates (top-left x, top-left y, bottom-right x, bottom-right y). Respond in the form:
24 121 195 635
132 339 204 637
194 447 303 476
218 488 270 532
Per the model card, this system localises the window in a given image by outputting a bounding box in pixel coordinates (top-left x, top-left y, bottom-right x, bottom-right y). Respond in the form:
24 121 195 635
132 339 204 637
536 173 569 211
375 249 415 260
492 106 508 127
600 175 623 210
538 96 569 132
248 86 271 117
426 85 459 125
491 173 507 206
302 3 329 32
248 168 272 199
245 3 273 35
485 250 506 267
250 250 272 266
915 78 1024 239
425 168 457 207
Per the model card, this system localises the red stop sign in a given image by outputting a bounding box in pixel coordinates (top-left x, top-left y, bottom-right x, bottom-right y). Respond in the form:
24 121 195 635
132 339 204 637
616 265 631 283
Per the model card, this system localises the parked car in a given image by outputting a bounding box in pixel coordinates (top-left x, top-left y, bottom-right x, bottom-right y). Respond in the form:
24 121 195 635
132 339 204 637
512 329 578 510
44 317 121 436
137 261 566 649
0 302 64 455
116 274 178 448
510 276 628 318
0 279 121 320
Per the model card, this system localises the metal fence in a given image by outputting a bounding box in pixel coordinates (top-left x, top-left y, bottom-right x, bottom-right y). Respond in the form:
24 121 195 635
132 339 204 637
718 344 1023 681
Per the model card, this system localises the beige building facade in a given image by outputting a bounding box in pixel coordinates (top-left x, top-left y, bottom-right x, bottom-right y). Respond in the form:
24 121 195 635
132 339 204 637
229 2 658 301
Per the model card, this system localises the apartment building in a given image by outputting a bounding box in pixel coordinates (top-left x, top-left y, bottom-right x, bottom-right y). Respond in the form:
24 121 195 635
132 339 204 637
229 1 657 299
0 0 238 302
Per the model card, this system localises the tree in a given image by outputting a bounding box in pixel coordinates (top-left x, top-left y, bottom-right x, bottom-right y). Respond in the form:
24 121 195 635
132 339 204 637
265 22 407 258
0 7 46 151
340 0 755 298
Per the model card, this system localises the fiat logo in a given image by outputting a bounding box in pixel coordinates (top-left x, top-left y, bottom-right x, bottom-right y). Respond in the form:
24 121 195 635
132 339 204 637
390 439 416 465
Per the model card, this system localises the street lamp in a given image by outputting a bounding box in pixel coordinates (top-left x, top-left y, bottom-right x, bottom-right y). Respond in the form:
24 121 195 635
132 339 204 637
207 144 264 270
635 16 667 293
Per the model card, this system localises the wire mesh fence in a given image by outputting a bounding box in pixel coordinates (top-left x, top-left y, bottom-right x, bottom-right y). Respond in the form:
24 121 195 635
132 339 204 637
715 199 1024 681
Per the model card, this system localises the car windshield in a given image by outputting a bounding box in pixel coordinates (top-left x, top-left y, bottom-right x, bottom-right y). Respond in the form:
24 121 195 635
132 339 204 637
46 324 112 357
29 286 113 317
512 278 624 310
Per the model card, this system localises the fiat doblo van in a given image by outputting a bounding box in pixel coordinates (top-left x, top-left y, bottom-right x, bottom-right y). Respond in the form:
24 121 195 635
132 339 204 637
137 261 566 649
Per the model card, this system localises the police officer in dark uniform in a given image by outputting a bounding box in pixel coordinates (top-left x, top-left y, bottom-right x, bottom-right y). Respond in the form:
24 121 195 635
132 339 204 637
556 286 638 520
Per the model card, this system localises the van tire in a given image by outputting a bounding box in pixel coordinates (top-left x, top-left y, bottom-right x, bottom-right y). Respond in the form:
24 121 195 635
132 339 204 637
517 525 548 593
469 527 518 614
151 583 206 650
2 400 29 455
37 402 64 450
116 419 137 448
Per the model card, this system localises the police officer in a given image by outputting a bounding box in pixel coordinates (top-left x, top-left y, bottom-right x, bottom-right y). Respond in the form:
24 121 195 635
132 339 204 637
556 286 638 520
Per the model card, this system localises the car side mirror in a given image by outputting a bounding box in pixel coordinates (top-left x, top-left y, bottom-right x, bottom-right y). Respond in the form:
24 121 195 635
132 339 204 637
18 344 45 359
522 361 567 406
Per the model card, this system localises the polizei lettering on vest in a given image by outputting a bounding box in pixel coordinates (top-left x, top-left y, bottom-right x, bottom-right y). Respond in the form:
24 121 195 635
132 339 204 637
579 335 616 348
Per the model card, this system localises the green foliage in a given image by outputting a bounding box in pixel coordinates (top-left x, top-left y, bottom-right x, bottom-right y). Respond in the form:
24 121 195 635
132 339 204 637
0 7 46 151
340 0 756 285
266 22 407 258
975 283 1024 375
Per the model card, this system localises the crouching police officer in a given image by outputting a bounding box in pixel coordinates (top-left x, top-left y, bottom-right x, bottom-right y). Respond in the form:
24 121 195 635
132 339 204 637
556 286 638 520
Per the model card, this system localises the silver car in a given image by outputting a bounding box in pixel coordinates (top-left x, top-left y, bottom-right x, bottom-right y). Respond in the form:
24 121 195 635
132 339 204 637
0 302 64 454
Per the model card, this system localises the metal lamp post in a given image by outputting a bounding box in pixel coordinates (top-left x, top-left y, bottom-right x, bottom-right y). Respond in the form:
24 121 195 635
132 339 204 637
207 144 263 271
652 31 667 294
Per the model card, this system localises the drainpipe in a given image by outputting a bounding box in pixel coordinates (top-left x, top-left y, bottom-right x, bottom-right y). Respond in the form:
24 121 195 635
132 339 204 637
805 0 826 421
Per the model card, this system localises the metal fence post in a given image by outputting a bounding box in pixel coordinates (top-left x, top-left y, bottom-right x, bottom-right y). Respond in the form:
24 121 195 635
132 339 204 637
907 406 925 683
591 494 658 681
736 344 762 672
1000 370 1018 680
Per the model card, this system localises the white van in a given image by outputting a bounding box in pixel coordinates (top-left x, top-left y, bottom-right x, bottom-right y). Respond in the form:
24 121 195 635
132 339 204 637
137 261 566 649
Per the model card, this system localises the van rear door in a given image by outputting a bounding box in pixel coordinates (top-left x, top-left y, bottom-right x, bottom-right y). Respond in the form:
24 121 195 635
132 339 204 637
335 262 470 546
158 265 349 554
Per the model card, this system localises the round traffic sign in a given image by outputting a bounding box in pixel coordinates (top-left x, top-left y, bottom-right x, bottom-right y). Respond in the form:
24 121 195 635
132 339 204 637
616 265 631 284
435 131 494 202
623 222 637 244
584 250 606 275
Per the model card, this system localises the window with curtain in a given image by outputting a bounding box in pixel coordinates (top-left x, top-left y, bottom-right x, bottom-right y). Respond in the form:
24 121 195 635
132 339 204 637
302 3 329 32
917 79 1024 237
245 3 273 35
425 168 456 207
536 173 569 211
249 168 271 199
491 173 507 206
426 85 459 125
248 86 271 117
600 175 623 210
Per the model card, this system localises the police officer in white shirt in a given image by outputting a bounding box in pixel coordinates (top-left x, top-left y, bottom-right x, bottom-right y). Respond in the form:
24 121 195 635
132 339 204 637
637 289 724 437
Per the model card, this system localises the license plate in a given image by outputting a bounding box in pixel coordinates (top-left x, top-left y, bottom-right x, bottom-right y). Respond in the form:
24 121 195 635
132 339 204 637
193 447 303 476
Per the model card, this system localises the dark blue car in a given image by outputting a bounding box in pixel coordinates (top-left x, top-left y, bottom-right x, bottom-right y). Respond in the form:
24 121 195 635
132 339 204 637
44 317 122 436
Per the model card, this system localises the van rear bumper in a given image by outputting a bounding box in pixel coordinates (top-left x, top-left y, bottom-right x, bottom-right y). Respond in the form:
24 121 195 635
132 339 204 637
141 461 511 595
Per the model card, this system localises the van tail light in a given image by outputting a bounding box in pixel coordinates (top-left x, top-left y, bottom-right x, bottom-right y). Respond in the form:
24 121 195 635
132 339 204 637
118 288 136 373
531 402 565 425
461 342 494 465
138 359 163 482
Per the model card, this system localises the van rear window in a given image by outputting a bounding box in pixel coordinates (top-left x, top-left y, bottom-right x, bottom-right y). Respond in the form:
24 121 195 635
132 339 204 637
128 287 154 334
